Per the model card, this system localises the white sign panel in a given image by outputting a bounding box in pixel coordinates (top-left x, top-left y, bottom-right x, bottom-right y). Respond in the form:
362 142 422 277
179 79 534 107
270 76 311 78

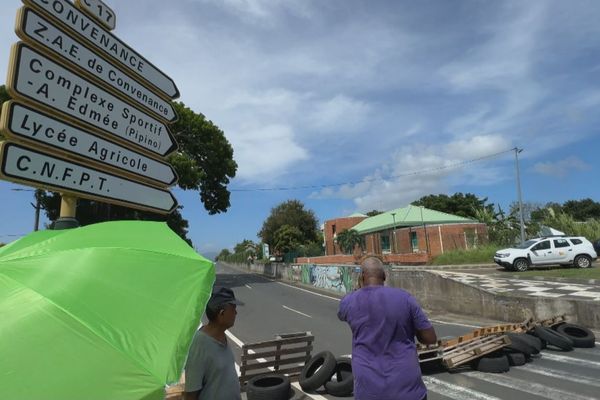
8 43 177 157
17 8 177 122
25 0 179 99
0 142 177 214
74 0 115 31
1 101 178 186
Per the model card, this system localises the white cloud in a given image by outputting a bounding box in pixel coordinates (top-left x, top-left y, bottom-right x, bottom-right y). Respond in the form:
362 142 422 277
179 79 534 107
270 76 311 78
533 157 590 178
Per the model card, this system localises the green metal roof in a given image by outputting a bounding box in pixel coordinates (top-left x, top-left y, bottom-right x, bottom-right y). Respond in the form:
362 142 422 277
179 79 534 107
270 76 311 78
352 205 475 234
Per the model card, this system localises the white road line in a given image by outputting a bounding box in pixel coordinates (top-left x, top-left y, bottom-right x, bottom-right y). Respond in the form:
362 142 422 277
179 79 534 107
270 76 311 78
517 364 600 388
465 371 593 400
225 330 326 399
542 352 600 369
429 319 481 329
277 281 341 301
282 305 312 318
244 284 252 289
422 376 502 400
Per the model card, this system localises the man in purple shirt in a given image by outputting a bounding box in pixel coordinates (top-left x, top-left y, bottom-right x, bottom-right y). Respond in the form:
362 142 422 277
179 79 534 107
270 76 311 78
338 257 437 400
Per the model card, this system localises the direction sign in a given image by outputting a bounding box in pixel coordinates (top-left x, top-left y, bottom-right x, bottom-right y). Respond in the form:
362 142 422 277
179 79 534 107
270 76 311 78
24 0 179 99
7 43 177 157
1 101 178 186
0 142 177 214
74 0 116 31
16 8 177 123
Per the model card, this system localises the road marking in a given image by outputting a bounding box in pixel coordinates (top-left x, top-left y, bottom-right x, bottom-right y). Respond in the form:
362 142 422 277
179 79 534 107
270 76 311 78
422 376 502 400
277 282 341 301
225 330 327 400
542 353 600 369
244 284 252 290
429 319 481 329
517 364 600 388
465 371 593 400
282 305 312 318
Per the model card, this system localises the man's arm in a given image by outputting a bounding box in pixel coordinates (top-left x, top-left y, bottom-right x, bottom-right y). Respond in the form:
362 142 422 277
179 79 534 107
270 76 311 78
416 327 437 345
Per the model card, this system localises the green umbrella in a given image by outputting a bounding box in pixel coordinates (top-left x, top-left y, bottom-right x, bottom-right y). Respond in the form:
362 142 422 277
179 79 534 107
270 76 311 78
0 221 215 400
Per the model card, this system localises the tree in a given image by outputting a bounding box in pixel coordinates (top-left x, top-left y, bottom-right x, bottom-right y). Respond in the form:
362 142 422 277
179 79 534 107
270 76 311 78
258 200 319 247
365 210 383 217
336 229 362 254
0 86 238 245
273 225 303 254
216 248 231 261
412 193 494 219
562 199 600 221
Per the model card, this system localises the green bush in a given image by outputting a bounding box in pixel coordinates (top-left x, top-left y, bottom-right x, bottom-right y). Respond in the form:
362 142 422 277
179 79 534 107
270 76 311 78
429 244 499 265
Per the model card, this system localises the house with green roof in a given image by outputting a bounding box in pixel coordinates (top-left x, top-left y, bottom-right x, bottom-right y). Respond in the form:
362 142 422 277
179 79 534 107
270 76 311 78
323 205 487 262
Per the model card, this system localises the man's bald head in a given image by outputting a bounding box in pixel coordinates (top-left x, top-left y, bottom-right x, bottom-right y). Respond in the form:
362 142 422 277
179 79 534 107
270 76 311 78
360 256 386 286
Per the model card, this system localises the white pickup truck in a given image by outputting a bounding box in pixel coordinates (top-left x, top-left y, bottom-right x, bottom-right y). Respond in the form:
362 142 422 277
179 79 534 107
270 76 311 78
494 236 598 272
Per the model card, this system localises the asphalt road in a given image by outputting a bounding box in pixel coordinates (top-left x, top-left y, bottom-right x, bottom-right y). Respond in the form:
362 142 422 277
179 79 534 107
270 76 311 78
216 263 600 400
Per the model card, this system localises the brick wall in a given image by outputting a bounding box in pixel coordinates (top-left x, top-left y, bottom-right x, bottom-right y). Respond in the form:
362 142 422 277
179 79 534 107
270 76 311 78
324 216 367 255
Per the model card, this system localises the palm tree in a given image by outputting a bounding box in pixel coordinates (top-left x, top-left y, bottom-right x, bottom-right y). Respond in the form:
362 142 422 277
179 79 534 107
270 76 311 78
336 229 362 255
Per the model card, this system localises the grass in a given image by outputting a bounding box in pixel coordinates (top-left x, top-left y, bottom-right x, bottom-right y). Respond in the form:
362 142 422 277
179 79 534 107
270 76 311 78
429 245 498 265
516 267 600 280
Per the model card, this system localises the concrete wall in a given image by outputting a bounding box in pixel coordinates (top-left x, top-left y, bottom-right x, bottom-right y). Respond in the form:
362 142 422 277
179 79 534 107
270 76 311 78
224 262 600 329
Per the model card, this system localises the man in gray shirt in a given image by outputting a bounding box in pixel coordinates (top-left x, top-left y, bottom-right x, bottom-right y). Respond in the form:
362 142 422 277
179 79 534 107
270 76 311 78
184 287 242 400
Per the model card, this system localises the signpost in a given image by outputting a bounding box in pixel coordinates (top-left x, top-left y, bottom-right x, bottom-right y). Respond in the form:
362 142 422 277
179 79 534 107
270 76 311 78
16 8 177 122
1 101 178 186
0 142 177 214
7 43 177 157
74 0 116 31
2 0 181 225
24 0 179 99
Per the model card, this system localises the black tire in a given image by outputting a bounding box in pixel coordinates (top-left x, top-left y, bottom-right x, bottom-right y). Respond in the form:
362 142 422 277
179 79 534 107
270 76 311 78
533 326 574 351
513 258 529 272
472 352 510 373
574 255 592 269
299 351 337 392
504 351 527 366
324 357 353 397
507 333 540 354
247 374 291 400
556 323 596 348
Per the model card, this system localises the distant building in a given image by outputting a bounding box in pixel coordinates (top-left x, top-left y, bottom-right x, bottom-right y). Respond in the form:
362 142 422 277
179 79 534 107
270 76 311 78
308 205 487 265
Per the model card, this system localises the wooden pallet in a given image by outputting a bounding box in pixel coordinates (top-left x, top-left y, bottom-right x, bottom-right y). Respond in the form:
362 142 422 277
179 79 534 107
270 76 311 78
538 314 567 328
442 334 511 369
239 331 314 389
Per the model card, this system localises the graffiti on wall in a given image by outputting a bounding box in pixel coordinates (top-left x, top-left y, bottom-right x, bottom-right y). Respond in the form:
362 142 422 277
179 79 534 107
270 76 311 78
289 264 357 294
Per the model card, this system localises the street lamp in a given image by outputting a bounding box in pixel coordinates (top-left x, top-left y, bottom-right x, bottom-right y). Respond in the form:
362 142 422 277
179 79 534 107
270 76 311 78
514 148 525 245
10 188 44 231
391 212 397 254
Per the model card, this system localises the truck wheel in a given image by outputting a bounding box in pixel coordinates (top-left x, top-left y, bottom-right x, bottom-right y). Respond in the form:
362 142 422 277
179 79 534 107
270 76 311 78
574 255 592 269
513 258 529 272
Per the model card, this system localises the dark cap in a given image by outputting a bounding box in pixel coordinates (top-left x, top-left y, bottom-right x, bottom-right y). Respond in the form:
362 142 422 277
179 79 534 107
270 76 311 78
206 286 242 310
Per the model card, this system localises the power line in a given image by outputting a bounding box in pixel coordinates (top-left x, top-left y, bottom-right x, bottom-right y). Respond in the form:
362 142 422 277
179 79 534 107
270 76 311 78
231 148 516 192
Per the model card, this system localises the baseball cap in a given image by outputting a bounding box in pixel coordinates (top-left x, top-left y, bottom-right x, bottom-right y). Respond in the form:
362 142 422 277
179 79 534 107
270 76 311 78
206 286 242 311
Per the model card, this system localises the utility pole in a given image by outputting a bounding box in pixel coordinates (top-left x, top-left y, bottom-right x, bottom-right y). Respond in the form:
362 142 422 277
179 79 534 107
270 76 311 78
391 212 397 254
514 147 525 245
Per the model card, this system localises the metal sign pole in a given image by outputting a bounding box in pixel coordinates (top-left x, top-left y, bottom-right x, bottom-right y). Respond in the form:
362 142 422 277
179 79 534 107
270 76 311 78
55 194 79 229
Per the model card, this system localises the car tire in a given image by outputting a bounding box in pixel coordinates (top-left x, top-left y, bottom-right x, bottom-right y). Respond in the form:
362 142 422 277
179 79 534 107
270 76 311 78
513 258 529 272
299 351 337 392
533 326 574 351
574 255 592 269
556 323 596 348
324 357 353 397
506 333 538 355
514 333 542 353
471 352 510 373
246 374 291 400
504 350 527 366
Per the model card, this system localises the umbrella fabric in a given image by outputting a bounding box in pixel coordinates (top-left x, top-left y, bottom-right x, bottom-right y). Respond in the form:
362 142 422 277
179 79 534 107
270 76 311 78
0 221 215 400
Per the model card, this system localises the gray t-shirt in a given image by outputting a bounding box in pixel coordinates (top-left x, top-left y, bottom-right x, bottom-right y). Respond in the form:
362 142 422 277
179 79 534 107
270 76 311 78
185 329 241 400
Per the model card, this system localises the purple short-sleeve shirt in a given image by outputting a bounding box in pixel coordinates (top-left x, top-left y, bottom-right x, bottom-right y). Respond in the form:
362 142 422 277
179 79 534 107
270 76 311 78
338 286 432 400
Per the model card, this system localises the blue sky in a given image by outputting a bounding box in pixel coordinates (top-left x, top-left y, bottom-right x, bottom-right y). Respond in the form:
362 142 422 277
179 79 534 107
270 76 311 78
1 0 599 257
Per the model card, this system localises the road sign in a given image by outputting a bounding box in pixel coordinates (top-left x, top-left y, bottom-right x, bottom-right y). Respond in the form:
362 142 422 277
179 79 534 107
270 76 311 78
7 43 177 157
16 8 177 123
24 0 179 99
0 142 177 214
74 0 116 31
1 101 178 186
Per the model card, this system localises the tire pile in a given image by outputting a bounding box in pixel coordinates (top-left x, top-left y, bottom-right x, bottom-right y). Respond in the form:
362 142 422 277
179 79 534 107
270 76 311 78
245 351 353 399
471 323 595 373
